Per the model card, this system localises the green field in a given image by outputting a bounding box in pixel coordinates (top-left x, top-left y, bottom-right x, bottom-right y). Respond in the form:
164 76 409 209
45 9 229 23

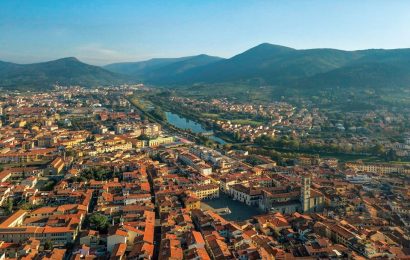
201 113 264 126
229 119 263 126
201 113 220 119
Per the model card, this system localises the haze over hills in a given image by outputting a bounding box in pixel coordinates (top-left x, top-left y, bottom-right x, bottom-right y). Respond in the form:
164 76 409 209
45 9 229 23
2 43 410 91
104 54 224 82
0 57 127 89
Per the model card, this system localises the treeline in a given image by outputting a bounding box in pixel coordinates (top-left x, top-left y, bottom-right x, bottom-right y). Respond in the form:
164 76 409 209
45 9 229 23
254 134 389 158
128 96 167 123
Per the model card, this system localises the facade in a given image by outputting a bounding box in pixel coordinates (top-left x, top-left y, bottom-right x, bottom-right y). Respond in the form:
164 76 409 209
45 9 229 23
191 184 219 200
229 184 262 206
147 136 174 147
346 162 410 175
183 196 201 211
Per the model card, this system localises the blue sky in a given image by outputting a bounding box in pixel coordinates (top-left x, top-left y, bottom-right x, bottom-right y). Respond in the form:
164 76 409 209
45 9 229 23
1 0 409 65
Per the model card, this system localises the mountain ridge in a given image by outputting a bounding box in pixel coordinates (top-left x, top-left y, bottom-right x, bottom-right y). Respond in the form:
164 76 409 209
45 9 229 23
105 43 410 90
2 43 410 91
0 57 128 90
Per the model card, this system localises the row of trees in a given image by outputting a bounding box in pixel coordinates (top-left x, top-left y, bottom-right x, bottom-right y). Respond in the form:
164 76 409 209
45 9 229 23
254 134 390 157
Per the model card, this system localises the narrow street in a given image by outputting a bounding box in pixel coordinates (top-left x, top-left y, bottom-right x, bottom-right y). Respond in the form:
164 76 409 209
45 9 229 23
147 166 162 260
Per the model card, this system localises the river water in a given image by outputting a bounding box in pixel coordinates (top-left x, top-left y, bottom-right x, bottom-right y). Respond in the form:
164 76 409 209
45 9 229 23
165 111 227 144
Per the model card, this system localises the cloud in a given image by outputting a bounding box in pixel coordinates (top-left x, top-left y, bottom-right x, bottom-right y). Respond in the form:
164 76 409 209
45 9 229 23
74 44 134 65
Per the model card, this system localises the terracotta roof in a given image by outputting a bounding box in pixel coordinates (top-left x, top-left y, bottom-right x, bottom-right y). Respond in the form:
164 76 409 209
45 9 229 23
110 229 128 237
0 210 27 228
192 231 205 245
111 243 126 259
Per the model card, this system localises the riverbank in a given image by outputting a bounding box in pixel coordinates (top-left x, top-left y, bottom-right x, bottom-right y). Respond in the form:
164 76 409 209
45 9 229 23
165 111 228 145
259 145 380 163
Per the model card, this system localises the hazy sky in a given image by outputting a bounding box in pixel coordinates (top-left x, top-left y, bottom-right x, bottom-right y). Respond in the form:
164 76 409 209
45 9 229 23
1 0 410 65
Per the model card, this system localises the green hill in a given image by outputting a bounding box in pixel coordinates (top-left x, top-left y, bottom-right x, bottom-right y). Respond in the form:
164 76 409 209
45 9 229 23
170 44 363 85
104 43 410 91
298 49 410 90
0 57 127 90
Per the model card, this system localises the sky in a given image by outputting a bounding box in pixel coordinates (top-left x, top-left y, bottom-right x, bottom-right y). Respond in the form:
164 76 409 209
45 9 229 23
1 0 410 65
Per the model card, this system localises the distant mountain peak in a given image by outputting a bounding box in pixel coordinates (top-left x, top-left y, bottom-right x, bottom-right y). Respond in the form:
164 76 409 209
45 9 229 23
55 57 81 62
241 43 296 55
255 42 294 49
195 54 220 58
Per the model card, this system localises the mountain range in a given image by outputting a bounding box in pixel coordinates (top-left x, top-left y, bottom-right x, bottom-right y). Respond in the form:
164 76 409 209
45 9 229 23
2 43 410 90
107 43 410 90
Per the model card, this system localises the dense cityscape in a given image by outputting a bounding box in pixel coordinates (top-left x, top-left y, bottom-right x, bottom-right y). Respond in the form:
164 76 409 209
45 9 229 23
0 85 407 259
2 1 410 259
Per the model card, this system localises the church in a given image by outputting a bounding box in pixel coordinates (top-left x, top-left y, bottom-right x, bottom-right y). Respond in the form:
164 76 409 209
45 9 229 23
259 175 325 214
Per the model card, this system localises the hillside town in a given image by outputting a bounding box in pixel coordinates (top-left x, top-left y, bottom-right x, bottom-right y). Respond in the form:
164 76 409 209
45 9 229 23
0 87 409 260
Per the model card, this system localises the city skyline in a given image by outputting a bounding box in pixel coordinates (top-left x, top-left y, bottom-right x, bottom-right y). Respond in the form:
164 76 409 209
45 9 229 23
1 0 410 65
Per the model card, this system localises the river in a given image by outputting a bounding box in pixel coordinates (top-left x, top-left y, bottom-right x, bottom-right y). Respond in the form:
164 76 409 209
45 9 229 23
165 111 227 144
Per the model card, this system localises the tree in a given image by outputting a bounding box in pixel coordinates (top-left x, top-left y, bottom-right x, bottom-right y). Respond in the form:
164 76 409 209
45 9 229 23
151 107 166 121
66 150 76 157
19 202 35 210
5 199 13 214
80 167 112 181
65 242 74 250
42 180 57 191
223 144 232 150
88 213 110 233
86 135 96 142
371 144 385 155
44 240 53 250
385 149 397 162
137 134 150 141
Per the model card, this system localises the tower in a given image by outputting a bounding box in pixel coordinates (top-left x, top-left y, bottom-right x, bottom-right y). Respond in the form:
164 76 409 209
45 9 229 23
300 175 311 213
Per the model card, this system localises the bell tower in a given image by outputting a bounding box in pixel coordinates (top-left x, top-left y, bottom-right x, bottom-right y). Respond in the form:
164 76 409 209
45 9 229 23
300 175 311 213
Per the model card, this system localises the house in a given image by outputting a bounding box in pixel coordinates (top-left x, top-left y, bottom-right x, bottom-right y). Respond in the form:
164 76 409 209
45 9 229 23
182 195 201 211
47 157 65 175
79 230 100 248
107 229 128 253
